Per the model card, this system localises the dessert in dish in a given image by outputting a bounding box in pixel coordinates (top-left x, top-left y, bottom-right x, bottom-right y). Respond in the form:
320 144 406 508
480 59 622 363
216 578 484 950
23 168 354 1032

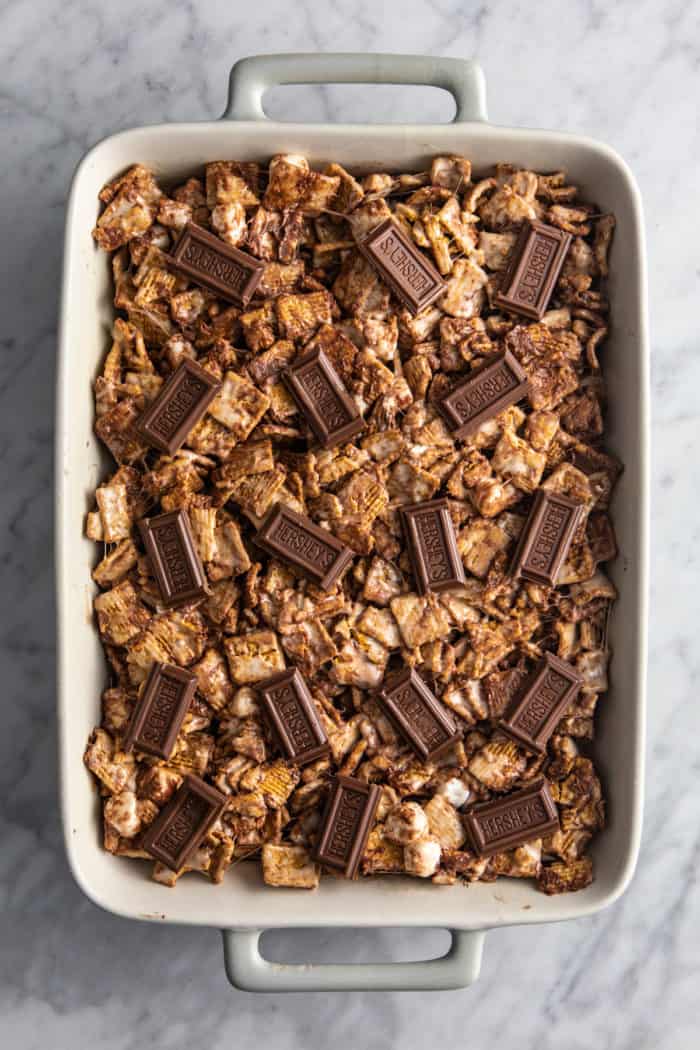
84 153 618 893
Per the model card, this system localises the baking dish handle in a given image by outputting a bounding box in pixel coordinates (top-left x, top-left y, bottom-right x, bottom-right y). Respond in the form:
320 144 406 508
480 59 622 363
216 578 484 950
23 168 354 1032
223 53 487 123
222 927 484 992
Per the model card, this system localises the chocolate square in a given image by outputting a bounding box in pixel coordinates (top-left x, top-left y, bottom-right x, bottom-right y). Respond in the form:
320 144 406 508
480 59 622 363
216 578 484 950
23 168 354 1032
137 358 220 455
258 667 331 766
141 775 226 872
170 222 264 306
123 661 196 759
138 508 207 607
283 347 364 449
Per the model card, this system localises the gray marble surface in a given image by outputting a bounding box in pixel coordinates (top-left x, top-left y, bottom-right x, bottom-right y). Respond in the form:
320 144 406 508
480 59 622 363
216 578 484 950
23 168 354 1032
1 0 698 1045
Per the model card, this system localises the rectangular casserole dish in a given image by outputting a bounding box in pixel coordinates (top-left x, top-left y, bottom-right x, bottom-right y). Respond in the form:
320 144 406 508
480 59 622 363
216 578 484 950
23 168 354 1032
57 52 649 992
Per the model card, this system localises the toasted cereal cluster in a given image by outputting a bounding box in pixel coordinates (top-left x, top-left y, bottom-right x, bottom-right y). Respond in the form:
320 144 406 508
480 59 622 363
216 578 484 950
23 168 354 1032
84 154 617 892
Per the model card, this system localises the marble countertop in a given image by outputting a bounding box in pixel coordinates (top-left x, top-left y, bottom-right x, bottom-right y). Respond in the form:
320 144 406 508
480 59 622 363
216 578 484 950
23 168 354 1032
2 0 698 1046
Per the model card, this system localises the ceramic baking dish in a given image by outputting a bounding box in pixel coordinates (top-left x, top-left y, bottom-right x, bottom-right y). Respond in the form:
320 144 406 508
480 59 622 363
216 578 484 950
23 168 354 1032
57 53 649 992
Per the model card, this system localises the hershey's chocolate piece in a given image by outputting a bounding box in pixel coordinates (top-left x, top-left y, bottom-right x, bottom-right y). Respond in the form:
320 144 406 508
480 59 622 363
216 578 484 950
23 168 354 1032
142 774 226 872
123 661 196 758
314 775 381 878
378 667 461 761
254 504 353 590
483 667 530 720
500 653 582 752
464 778 559 857
139 508 207 607
137 358 220 454
359 219 445 314
170 222 264 306
258 667 331 766
401 498 466 594
494 219 571 320
510 489 584 588
283 347 364 449
437 350 529 439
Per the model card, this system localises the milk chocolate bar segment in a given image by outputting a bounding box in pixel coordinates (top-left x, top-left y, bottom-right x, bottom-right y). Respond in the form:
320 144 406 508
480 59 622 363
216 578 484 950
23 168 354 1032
142 774 226 872
378 667 461 761
510 489 584 587
258 667 331 766
137 358 221 454
139 508 207 607
401 498 465 594
254 504 354 590
494 219 571 320
314 775 381 878
283 347 364 449
500 653 582 752
359 219 446 314
123 661 196 759
437 351 529 439
170 222 264 306
464 778 559 857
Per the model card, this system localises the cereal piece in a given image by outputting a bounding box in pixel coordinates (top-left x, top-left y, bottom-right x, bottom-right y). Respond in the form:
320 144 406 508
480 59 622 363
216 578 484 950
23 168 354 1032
84 729 136 794
390 593 451 649
93 481 132 542
95 400 147 464
331 635 388 689
363 556 406 606
424 795 466 849
491 430 546 493
93 165 162 250
125 608 208 684
258 759 301 809
489 841 542 879
208 517 251 580
361 825 405 874
262 844 320 888
192 648 233 712
458 518 510 579
208 371 271 439
276 292 333 344
538 857 593 895
92 539 139 588
94 580 151 646
468 739 527 791
224 630 285 684
440 258 488 318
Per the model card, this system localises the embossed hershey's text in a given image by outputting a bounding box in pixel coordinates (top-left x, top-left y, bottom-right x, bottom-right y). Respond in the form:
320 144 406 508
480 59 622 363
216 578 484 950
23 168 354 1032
514 233 556 305
140 676 185 746
150 375 207 438
414 511 451 583
182 240 249 292
158 794 208 853
273 520 335 570
269 683 316 752
299 365 349 429
391 683 446 748
326 790 365 861
153 522 195 591
525 502 570 571
376 229 434 295
478 798 548 842
450 364 516 423
511 670 569 735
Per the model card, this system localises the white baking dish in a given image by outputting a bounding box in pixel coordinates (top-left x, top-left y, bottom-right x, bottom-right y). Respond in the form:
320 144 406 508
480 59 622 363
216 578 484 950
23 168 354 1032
57 53 649 992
